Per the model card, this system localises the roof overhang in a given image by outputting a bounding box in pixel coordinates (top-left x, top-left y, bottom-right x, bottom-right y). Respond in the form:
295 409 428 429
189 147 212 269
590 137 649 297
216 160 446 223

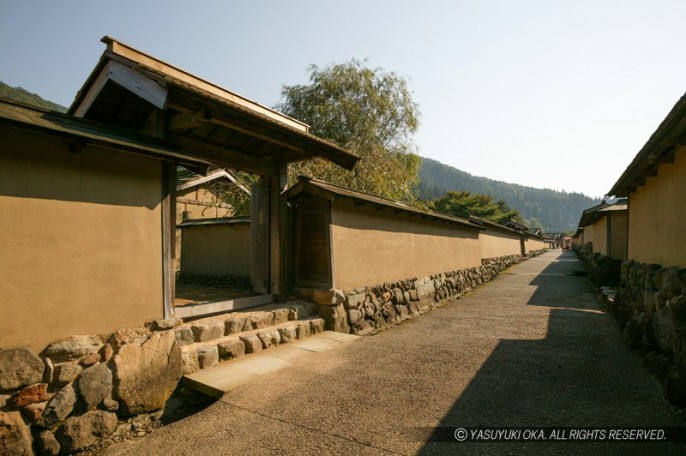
467 216 522 236
608 92 686 197
0 99 209 174
68 37 359 176
288 176 484 231
577 199 627 227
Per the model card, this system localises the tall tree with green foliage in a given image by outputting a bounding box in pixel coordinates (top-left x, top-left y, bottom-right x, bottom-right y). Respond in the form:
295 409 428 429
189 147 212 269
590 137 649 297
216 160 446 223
276 59 421 202
430 191 520 224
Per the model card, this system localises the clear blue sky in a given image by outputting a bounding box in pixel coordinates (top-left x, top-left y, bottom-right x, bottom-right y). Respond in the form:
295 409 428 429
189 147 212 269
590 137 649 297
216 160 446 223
2 0 686 198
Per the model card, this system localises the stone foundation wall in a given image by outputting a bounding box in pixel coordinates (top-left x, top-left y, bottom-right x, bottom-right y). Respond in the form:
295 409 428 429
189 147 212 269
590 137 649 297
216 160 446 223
603 260 686 406
311 255 523 336
0 318 183 455
574 242 621 286
527 248 548 258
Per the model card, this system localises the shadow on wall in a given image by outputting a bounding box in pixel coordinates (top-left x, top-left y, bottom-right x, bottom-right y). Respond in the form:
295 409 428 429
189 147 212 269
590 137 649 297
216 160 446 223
419 255 685 455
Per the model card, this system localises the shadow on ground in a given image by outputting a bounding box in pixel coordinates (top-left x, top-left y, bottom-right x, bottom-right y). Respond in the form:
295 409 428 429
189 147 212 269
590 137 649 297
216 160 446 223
420 252 685 455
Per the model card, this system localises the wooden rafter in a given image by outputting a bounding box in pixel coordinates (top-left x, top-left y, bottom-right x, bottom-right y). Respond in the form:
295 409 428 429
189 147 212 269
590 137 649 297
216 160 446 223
175 137 278 176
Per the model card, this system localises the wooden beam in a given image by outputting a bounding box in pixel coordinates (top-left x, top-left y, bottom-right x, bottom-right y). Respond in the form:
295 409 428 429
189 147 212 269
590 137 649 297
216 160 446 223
204 112 309 155
168 108 209 132
174 294 274 319
200 109 357 170
175 137 278 176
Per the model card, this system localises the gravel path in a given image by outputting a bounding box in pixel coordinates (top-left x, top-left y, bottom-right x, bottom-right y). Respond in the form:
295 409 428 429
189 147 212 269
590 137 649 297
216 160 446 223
102 251 685 455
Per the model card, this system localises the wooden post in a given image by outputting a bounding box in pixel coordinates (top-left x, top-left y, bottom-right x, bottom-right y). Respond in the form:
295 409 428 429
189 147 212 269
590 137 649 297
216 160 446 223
269 165 288 300
250 179 270 294
162 162 176 319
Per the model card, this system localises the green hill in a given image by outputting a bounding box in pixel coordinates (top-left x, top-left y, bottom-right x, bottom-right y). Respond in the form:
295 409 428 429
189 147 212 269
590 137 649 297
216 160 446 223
0 81 67 112
418 157 599 233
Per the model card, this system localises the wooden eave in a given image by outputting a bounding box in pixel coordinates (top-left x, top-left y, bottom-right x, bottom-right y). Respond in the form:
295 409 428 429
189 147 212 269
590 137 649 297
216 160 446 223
0 98 210 174
577 199 626 228
288 176 484 232
609 91 686 197
467 216 522 236
178 216 250 228
68 37 359 176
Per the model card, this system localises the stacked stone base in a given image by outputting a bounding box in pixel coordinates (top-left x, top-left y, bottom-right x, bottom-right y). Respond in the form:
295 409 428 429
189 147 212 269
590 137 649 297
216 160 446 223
574 242 621 286
0 320 183 455
309 255 523 335
173 302 324 375
0 301 323 455
603 260 686 406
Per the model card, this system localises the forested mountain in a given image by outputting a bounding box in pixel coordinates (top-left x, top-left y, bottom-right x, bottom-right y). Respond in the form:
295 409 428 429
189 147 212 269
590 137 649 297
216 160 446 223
418 157 599 233
0 81 66 112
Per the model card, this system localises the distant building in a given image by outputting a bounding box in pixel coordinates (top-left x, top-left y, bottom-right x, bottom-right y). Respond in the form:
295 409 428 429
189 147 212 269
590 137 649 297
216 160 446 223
576 199 628 261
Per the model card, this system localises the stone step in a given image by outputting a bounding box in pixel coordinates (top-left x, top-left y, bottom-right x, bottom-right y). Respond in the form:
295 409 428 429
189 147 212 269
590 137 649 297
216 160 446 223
179 318 326 375
183 331 360 398
173 300 318 347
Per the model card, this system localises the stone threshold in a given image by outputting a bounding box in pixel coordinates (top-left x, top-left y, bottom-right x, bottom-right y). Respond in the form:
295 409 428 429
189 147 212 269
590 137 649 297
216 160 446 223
183 331 360 398
175 300 335 377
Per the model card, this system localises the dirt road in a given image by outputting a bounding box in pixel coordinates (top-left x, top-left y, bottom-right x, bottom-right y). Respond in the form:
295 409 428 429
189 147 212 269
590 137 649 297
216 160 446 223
103 251 685 455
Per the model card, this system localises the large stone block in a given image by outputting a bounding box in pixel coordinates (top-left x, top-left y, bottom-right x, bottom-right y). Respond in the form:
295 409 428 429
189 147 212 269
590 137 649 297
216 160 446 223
55 410 117 454
53 363 82 387
312 288 345 305
277 326 297 344
39 383 77 427
20 402 46 424
296 322 311 339
414 278 435 300
0 347 45 392
108 329 182 416
653 304 674 354
36 429 60 456
181 350 199 375
345 292 366 310
309 319 325 334
42 335 103 363
271 308 290 325
197 346 219 369
174 327 194 346
351 319 375 336
191 322 224 342
0 411 33 456
257 329 281 349
249 312 275 329
78 363 112 410
318 303 350 334
225 316 249 335
347 309 362 325
8 383 49 408
148 317 181 331
239 334 262 354
662 267 683 298
217 338 245 360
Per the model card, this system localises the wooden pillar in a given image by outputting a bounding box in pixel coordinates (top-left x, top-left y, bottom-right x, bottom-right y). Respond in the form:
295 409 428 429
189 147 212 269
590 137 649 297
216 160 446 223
269 165 288 300
162 163 176 319
250 179 270 294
